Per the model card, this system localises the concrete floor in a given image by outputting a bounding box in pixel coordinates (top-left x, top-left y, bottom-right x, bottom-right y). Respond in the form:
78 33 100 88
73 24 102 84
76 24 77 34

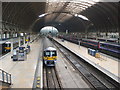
41 37 90 88
43 37 90 88
0 38 42 88
1 37 90 88
56 50 90 88
54 37 120 83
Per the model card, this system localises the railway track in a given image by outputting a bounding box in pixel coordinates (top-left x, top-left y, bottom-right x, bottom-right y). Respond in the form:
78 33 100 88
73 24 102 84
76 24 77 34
43 37 62 89
43 66 62 89
50 38 119 90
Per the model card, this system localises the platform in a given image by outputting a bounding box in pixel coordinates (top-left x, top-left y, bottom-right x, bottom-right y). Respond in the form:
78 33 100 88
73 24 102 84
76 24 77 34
54 37 120 83
44 37 90 88
56 49 90 88
0 38 42 88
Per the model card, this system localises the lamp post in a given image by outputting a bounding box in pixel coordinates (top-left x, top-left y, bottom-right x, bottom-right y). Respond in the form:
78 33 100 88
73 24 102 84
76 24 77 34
52 26 53 37
66 30 68 34
118 32 120 44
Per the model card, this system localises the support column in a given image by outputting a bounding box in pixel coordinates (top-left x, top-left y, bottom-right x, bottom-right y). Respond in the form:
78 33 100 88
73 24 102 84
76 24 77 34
27 35 30 44
66 30 68 34
0 31 2 40
28 34 30 44
1 32 3 40
105 32 108 42
80 33 82 39
96 32 100 41
84 31 87 39
78 40 80 48
2 32 6 39
19 37 21 47
0 1 2 40
11 42 13 53
6 32 10 39
12 32 15 38
16 33 18 37
10 32 13 39
0 32 2 56
118 32 120 44
23 36 26 45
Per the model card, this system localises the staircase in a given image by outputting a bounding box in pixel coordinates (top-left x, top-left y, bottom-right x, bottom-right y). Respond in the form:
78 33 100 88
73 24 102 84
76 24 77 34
0 69 12 90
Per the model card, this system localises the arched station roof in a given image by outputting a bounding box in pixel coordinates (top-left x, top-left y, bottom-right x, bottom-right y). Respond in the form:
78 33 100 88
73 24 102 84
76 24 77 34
1 0 119 33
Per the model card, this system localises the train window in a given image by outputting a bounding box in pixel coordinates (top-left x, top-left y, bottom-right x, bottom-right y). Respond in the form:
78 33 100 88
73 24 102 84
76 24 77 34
110 45 120 51
100 44 106 47
3 43 11 47
101 43 119 51
51 51 57 56
44 51 50 57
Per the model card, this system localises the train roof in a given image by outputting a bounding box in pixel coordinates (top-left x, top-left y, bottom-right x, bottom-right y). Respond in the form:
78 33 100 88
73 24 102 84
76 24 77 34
44 47 56 51
82 39 99 42
98 38 118 41
100 41 120 47
82 38 120 46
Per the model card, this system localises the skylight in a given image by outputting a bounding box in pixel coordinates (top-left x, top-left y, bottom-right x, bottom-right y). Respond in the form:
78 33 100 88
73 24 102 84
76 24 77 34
39 13 48 18
75 14 89 21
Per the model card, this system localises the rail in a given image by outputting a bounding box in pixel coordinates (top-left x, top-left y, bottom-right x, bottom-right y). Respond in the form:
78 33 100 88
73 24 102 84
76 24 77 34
0 69 12 85
43 66 62 89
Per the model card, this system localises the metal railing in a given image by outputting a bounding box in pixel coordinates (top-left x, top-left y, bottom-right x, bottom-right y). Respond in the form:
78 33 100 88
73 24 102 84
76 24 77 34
0 69 12 85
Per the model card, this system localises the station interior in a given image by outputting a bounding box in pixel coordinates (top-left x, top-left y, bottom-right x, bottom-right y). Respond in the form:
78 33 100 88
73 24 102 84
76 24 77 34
0 0 120 89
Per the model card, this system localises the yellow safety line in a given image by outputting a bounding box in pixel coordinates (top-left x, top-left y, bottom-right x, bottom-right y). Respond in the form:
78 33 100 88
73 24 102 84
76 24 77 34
36 85 40 88
36 77 41 88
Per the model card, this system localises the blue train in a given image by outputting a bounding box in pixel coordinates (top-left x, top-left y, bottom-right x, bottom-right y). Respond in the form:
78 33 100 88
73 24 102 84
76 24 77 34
58 35 120 59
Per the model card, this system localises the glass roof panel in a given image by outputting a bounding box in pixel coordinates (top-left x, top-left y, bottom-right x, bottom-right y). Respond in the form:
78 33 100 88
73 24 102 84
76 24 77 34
45 0 96 23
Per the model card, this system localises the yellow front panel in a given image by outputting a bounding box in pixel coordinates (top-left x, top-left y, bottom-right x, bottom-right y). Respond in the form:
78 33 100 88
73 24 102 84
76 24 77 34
5 47 11 50
26 39 28 41
43 56 57 60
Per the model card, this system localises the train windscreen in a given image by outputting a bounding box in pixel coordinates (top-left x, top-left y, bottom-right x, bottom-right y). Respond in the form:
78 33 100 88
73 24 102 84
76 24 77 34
51 51 57 56
44 51 51 57
44 51 57 57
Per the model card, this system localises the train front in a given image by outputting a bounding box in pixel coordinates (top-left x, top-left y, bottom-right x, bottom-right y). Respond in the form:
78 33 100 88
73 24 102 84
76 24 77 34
43 47 57 66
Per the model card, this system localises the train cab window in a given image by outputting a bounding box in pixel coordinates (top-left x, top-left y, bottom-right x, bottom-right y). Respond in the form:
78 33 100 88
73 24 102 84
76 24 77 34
44 51 50 57
51 51 57 56
100 43 106 47
7 44 11 47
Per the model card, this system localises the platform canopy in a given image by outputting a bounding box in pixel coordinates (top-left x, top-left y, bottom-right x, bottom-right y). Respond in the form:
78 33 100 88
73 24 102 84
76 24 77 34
1 0 119 33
